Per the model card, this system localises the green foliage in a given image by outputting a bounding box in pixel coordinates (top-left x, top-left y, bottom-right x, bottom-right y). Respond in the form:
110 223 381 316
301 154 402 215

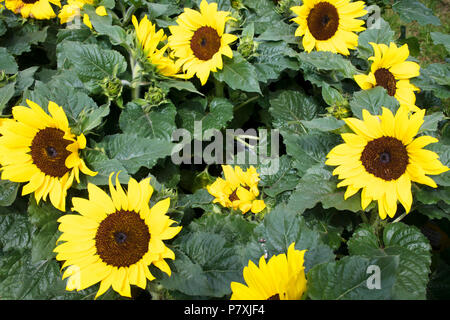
0 0 448 302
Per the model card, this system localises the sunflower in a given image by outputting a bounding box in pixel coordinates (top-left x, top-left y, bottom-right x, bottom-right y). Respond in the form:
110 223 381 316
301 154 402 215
0 99 97 211
132 15 188 79
290 0 367 55
354 42 421 111
325 106 449 220
207 165 266 214
54 172 182 298
5 0 60 19
167 0 238 85
230 242 307 300
58 0 106 29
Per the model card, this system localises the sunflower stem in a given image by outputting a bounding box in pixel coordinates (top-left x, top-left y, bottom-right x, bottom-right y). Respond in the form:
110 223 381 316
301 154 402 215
214 78 224 97
234 95 259 112
392 211 408 223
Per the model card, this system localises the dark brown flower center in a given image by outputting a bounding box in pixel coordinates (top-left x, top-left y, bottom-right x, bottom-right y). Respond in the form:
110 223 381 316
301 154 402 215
267 293 280 300
374 68 397 96
30 127 72 178
229 189 239 201
228 186 250 202
95 210 151 267
307 2 340 41
190 26 221 61
360 136 409 181
22 0 39 3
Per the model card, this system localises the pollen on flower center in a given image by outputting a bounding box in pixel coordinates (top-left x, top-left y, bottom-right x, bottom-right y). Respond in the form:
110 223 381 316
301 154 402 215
190 26 221 61
30 127 72 178
374 68 397 96
95 210 151 267
360 136 409 181
307 2 340 40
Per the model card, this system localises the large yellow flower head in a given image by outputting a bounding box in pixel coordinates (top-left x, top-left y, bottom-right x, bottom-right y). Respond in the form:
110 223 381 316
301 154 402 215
354 42 421 112
326 106 449 220
5 0 60 19
231 243 307 300
168 0 238 85
0 100 97 211
54 172 182 298
207 165 266 214
290 0 367 55
132 15 188 79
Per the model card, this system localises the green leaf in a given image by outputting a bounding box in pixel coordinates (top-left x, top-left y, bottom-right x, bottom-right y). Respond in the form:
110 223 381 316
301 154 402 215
213 53 261 94
0 212 33 252
416 202 450 221
188 212 257 245
0 180 19 207
287 165 363 214
177 97 234 140
0 249 88 299
297 51 357 79
347 223 432 299
350 86 399 119
430 32 450 53
177 188 215 211
282 132 340 175
83 149 131 186
356 19 395 60
23 79 100 131
256 21 297 44
120 102 177 141
392 0 441 26
0 82 15 113
259 155 299 197
252 41 301 83
4 25 48 56
307 255 399 300
0 47 18 74
412 63 450 99
27 200 61 263
83 5 127 45
59 41 127 93
160 231 242 298
96 133 175 174
269 90 319 134
250 203 335 272
300 117 345 132
159 79 203 96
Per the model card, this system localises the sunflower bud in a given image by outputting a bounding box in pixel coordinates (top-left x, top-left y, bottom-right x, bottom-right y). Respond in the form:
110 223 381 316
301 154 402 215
143 85 168 111
0 71 7 87
231 0 245 10
238 38 258 59
275 0 297 15
326 103 351 120
99 76 123 100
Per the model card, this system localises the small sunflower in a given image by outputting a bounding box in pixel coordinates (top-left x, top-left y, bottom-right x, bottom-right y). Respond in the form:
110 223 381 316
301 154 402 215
132 15 188 79
58 0 106 29
168 0 238 85
354 42 421 111
54 172 182 298
325 106 449 220
5 0 60 19
290 0 367 55
0 99 97 211
207 165 266 214
230 242 307 300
